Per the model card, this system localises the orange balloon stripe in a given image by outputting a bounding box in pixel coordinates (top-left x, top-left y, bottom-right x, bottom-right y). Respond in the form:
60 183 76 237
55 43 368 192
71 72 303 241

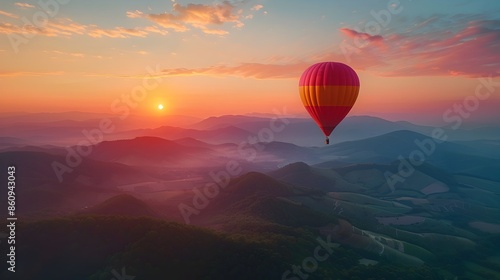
299 85 359 107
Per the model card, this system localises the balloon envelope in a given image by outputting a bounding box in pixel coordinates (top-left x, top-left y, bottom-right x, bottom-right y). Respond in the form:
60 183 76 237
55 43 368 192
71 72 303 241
299 62 360 137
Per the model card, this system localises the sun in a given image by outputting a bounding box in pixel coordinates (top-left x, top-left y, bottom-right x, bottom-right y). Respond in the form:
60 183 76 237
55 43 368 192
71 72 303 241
157 104 164 110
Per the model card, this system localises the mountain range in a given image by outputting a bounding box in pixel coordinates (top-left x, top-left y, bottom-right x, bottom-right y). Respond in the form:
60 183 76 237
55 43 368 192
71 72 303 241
0 112 499 279
2 113 499 147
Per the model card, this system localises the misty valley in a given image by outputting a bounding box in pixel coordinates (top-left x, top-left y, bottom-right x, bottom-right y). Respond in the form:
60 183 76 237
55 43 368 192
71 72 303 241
1 113 499 279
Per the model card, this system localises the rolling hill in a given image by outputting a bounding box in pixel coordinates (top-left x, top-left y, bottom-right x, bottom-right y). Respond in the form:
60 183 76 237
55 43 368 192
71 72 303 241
2 112 499 279
0 216 446 280
111 125 253 145
88 136 214 166
322 130 500 181
0 150 157 218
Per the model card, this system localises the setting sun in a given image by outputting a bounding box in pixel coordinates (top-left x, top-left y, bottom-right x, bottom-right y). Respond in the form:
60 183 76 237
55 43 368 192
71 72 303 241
157 104 164 110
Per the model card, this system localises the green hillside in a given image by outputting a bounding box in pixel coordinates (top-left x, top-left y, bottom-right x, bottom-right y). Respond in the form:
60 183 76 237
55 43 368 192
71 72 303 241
0 216 445 280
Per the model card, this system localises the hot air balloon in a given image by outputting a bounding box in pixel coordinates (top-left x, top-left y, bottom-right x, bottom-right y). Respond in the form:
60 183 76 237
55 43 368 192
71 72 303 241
299 62 360 144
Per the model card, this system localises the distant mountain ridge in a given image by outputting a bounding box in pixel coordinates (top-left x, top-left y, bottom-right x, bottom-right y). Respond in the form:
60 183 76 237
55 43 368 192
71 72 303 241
1 112 498 147
1 111 498 279
88 136 213 165
322 130 500 181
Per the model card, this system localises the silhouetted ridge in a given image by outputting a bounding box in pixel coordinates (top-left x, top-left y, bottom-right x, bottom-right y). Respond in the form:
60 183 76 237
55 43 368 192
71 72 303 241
191 115 268 129
173 137 211 147
90 136 211 162
331 130 432 153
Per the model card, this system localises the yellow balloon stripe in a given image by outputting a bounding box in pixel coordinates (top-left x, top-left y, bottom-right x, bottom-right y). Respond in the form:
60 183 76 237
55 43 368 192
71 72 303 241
299 85 359 107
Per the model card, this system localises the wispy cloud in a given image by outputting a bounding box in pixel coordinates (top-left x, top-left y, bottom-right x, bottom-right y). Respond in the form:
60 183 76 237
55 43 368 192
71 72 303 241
0 71 64 77
43 50 112 60
339 15 500 77
87 26 149 38
14 2 35 9
152 15 500 80
159 61 310 79
127 1 249 35
1 1 256 40
0 18 167 38
106 14 500 80
0 10 19 19
45 50 85 58
252 5 264 11
340 28 384 44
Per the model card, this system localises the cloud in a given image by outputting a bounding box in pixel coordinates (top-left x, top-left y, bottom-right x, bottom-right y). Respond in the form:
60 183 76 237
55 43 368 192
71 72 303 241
45 50 85 58
46 18 87 36
127 1 246 35
252 5 264 11
340 28 383 44
201 28 228 35
0 71 64 77
159 61 311 79
42 50 112 60
0 10 19 19
143 25 168 35
87 26 149 38
126 10 145 19
155 15 500 80
0 18 167 38
1 1 253 40
0 22 26 34
339 16 500 77
14 2 35 9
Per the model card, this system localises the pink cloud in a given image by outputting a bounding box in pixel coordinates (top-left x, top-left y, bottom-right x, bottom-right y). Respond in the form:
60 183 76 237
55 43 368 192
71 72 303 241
339 19 500 77
340 28 384 44
164 17 499 80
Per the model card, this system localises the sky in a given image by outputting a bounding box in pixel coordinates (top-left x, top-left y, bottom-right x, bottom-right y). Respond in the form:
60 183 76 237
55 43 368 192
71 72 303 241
0 0 499 126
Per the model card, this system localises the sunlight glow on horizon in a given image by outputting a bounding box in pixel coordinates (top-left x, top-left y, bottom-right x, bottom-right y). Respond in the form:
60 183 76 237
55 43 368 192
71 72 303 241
0 0 498 126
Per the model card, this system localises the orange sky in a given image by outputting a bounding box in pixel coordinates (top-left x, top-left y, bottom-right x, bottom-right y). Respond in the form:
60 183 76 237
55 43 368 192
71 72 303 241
1 0 499 126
